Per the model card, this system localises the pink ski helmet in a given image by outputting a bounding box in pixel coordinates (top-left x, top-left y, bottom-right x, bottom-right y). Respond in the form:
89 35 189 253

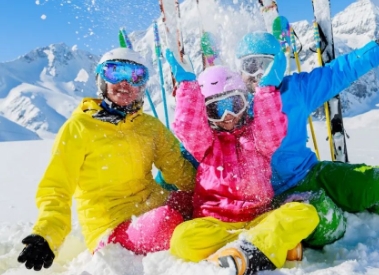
198 65 247 98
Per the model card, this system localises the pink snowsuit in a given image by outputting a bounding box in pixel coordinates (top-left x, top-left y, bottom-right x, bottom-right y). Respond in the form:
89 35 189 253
173 81 287 222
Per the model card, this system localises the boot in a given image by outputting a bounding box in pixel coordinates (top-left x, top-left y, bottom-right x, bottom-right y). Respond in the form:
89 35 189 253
286 243 303 261
207 240 276 275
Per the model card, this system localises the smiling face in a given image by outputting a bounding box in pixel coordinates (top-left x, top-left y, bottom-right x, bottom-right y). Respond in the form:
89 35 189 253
241 72 258 94
213 112 244 131
105 80 144 106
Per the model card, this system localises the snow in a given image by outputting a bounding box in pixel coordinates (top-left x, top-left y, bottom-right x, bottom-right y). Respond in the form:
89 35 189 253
2 0 379 274
1 114 379 275
74 69 89 83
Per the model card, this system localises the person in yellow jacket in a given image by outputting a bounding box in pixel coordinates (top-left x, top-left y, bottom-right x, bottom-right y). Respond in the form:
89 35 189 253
17 47 196 271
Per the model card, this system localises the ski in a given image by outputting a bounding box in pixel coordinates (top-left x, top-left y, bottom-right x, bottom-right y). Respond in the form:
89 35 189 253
195 0 207 70
159 0 184 62
272 15 291 74
200 31 220 67
311 0 349 162
258 0 279 33
159 0 185 96
195 0 221 69
272 15 320 160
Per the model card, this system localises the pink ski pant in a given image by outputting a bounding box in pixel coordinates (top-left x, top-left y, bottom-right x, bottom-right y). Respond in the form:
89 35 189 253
97 191 193 254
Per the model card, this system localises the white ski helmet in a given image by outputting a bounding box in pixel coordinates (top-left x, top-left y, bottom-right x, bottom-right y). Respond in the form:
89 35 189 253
96 47 149 95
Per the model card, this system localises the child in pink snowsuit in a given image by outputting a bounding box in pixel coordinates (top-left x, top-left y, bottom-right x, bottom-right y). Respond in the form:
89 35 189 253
164 53 319 275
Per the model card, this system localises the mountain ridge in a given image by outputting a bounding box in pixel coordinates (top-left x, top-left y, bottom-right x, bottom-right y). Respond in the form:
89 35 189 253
0 0 379 141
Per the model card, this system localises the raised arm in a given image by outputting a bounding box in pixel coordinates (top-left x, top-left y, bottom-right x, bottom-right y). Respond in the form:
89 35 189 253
292 41 379 112
165 49 214 162
253 86 287 157
173 81 214 162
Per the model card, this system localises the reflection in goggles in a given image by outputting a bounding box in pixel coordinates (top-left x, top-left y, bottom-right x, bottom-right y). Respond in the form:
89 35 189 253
240 55 274 78
96 61 149 86
205 90 248 122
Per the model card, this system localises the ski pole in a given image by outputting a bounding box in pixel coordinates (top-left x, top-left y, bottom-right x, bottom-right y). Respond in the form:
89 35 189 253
159 0 186 97
153 21 170 129
313 20 335 161
119 27 159 119
290 27 320 160
119 27 133 50
145 89 159 119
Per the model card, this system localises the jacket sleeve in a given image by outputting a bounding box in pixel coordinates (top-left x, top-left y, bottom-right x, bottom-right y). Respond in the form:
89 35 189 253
292 41 379 113
253 86 287 157
31 118 87 254
153 121 196 192
173 81 214 162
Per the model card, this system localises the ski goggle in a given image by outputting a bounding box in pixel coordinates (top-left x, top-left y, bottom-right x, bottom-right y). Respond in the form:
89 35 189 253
238 54 274 82
95 60 149 86
205 90 249 122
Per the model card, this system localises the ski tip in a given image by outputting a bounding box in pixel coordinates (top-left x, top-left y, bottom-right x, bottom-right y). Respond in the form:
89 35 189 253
201 31 219 58
119 29 127 48
118 27 133 50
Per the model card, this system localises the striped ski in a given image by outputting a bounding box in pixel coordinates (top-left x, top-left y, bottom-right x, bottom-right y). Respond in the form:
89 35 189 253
272 15 320 159
195 0 221 70
258 0 279 34
159 0 184 63
159 0 185 96
312 0 349 162
272 15 291 74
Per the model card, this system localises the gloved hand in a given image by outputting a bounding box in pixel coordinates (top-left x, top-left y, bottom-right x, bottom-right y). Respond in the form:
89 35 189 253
259 51 286 87
17 234 55 271
165 49 196 82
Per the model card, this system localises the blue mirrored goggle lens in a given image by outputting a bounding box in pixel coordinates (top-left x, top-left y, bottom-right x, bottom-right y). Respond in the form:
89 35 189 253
97 61 149 86
206 95 246 120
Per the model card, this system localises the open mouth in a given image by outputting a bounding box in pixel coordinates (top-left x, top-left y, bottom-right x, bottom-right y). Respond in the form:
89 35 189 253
116 89 130 93
223 118 235 124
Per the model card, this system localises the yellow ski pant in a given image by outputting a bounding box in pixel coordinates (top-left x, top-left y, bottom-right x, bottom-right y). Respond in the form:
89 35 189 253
170 202 319 268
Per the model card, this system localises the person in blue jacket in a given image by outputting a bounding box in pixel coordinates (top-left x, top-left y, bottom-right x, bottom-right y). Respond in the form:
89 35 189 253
235 31 379 248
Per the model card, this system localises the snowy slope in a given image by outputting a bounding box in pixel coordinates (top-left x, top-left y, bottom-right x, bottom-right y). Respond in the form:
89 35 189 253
1 114 379 274
1 0 379 274
0 44 99 139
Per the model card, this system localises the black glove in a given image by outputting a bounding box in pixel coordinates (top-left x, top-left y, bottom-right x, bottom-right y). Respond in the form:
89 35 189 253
17 234 55 271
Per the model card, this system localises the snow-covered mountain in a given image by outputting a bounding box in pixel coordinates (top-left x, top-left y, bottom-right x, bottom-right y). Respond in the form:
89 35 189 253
1 0 379 141
0 43 99 139
290 0 379 116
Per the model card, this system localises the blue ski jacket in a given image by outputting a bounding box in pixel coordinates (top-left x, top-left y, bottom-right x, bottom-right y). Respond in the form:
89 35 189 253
272 41 379 195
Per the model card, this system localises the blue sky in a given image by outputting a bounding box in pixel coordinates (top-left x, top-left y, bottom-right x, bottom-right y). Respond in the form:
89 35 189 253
0 0 356 62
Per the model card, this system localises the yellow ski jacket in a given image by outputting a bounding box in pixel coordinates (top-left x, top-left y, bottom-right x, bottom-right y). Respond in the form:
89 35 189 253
31 98 196 253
